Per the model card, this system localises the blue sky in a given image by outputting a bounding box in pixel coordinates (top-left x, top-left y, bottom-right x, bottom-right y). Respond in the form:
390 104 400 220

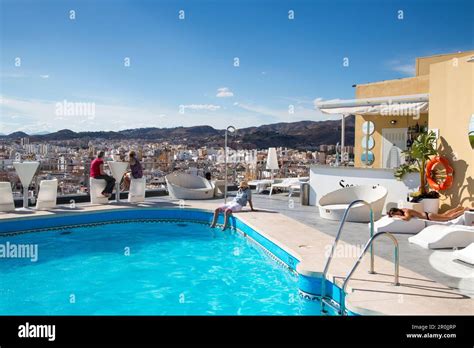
0 0 472 133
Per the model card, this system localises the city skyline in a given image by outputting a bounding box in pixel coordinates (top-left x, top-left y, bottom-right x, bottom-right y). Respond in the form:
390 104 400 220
1 0 472 134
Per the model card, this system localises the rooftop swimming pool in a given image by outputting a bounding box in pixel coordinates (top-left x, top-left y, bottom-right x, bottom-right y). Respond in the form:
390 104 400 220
0 209 327 315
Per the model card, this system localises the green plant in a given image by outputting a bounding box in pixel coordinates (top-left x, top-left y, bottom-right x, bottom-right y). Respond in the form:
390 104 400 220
393 163 417 181
395 130 438 196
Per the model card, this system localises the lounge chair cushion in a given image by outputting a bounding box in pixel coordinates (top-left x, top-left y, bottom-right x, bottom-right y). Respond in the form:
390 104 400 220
454 243 474 265
408 224 474 249
426 214 465 226
372 215 426 234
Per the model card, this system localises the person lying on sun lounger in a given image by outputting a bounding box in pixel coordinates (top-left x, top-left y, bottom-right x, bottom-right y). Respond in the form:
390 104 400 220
210 181 255 230
387 205 470 222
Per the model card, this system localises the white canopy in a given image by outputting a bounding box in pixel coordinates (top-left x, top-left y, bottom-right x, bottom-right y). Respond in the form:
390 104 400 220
317 102 428 116
316 93 429 116
315 94 429 165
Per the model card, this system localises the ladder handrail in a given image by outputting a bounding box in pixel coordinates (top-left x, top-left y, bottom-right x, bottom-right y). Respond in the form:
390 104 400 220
339 231 400 315
321 199 374 299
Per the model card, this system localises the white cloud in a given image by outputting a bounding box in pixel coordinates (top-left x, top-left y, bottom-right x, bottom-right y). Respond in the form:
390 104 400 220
392 64 415 76
313 97 346 110
235 101 328 122
0 94 335 134
386 59 415 76
1 72 51 79
1 72 26 79
216 87 234 98
0 96 231 133
181 104 221 111
281 96 315 106
0 96 177 133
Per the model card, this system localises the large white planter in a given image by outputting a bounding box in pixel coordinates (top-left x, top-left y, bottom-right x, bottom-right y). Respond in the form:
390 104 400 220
465 211 474 226
421 198 439 214
398 201 424 214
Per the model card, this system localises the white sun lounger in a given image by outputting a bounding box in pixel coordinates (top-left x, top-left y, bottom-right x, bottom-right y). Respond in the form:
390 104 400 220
454 243 474 265
269 177 308 196
373 214 466 234
408 224 474 249
0 182 15 212
36 179 58 210
211 180 224 198
248 179 273 193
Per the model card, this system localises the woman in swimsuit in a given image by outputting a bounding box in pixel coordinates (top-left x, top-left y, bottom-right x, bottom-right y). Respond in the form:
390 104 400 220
387 205 469 221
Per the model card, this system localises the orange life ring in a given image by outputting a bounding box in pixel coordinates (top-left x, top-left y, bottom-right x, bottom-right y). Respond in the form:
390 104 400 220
426 156 453 191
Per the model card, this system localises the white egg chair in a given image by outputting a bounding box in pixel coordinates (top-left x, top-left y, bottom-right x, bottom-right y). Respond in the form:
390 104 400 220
318 185 388 222
165 172 215 200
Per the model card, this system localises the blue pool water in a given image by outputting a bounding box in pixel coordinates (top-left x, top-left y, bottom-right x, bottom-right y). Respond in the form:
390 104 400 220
0 221 321 315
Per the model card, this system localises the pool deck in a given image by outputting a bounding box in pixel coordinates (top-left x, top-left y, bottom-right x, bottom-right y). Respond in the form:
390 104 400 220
0 193 473 315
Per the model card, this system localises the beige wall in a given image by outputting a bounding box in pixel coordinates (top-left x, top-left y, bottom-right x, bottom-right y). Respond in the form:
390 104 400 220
428 55 474 210
416 51 474 76
351 51 473 210
354 114 428 168
354 76 430 168
355 75 429 98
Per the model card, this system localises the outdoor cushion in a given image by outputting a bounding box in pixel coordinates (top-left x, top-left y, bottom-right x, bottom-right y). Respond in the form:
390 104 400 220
453 243 474 265
372 215 426 234
408 224 474 249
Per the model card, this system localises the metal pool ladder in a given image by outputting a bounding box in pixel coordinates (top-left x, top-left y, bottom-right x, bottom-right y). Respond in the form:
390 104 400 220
339 231 400 315
320 199 400 315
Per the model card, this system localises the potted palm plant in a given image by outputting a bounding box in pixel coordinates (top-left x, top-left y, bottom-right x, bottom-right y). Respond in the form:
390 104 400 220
394 130 440 212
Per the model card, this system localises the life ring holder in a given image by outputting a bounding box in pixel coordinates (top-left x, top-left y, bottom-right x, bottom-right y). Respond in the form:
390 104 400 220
426 156 454 191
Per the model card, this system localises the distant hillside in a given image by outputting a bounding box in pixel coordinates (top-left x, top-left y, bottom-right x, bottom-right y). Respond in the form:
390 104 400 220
1 117 355 150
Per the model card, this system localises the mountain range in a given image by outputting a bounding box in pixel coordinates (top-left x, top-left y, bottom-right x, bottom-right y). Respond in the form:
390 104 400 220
0 116 355 150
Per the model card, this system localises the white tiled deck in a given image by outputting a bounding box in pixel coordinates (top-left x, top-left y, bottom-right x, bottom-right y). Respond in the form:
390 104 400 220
0 194 473 315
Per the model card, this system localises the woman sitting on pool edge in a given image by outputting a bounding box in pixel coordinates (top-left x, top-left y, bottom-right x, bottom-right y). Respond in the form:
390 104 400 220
211 181 255 230
387 205 469 222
